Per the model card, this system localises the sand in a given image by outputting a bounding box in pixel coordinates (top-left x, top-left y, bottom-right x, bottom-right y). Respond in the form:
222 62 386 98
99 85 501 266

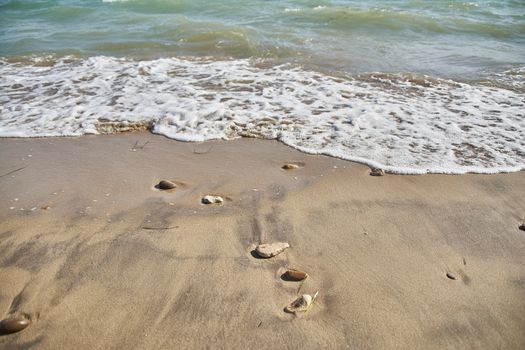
0 132 524 349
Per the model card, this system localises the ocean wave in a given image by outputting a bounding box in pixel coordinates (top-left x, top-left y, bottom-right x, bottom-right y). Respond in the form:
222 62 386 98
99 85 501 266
0 56 524 174
285 5 524 37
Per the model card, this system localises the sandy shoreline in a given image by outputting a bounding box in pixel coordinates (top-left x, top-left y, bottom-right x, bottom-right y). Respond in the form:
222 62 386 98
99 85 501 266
1 133 524 349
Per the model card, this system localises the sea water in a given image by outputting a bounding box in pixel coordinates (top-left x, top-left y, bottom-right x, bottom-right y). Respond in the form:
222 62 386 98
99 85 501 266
1 0 524 173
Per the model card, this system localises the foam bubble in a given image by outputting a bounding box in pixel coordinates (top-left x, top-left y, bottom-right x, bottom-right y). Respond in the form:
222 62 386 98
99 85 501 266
0 56 524 174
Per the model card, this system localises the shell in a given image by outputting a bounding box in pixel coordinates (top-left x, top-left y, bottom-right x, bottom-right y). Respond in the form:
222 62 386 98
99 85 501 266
202 195 224 204
285 291 318 313
255 242 289 258
446 272 457 280
282 164 299 170
370 168 385 176
284 269 308 281
0 315 31 334
157 180 176 190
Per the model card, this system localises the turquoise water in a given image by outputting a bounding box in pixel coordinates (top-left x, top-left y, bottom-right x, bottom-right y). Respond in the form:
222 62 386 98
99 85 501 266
1 0 524 78
1 0 524 173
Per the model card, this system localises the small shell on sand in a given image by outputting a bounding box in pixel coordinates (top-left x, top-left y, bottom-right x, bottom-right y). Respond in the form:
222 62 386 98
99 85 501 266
370 168 385 176
0 315 31 334
202 195 224 204
285 291 319 313
446 272 457 280
284 269 308 281
157 180 176 190
255 242 290 258
282 164 299 170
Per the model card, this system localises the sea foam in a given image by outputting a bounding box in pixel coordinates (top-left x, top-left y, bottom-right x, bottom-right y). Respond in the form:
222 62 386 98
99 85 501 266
0 56 523 174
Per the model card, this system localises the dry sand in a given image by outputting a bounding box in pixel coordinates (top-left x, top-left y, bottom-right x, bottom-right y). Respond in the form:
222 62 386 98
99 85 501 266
0 133 524 349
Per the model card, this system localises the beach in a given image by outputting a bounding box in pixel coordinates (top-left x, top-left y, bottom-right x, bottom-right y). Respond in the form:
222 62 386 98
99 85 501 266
1 133 524 349
1 1 525 348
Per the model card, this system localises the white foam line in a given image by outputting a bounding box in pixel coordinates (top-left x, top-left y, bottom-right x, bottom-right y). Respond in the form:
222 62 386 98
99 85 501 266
1 56 524 174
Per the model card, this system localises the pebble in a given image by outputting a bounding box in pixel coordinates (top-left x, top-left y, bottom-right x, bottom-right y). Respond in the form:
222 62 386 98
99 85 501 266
284 269 308 281
519 223 525 231
370 168 385 176
157 180 176 190
0 315 31 334
202 195 224 204
282 164 299 170
255 242 289 258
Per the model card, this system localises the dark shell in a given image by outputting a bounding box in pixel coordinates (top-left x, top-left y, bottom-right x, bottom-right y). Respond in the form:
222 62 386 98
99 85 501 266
446 272 457 280
282 164 299 170
0 316 31 334
157 180 176 190
370 168 385 176
284 269 308 281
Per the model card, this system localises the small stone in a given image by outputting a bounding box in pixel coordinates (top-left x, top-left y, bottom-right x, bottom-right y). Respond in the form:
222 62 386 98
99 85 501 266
255 242 289 258
519 223 525 231
202 195 224 204
285 291 318 313
0 315 31 334
284 269 308 281
157 180 176 190
282 164 299 170
446 272 457 280
370 168 385 176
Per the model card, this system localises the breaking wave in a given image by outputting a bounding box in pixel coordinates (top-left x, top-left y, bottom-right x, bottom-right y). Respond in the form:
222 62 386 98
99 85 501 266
1 56 524 174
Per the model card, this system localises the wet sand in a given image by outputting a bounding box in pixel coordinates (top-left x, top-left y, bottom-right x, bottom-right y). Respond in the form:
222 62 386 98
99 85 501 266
0 133 524 349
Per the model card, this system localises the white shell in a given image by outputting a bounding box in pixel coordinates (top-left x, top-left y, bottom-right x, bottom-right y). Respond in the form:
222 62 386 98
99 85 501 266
285 292 318 313
255 242 290 258
202 195 224 204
